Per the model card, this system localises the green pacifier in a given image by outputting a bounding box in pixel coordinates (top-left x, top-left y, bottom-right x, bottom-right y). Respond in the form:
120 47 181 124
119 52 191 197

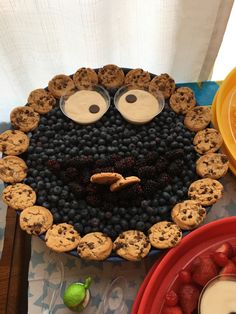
63 277 92 312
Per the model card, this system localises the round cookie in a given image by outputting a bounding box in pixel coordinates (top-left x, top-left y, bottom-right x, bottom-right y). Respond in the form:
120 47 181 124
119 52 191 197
148 73 175 99
77 232 112 260
19 206 53 235
2 183 36 210
148 221 182 249
48 74 76 99
0 130 29 155
90 172 123 184
98 64 125 89
188 178 223 206
110 176 141 192
113 230 151 261
184 106 211 132
170 87 196 114
28 88 56 114
196 153 229 179
45 223 81 253
125 68 151 89
0 156 27 183
73 67 98 89
171 200 206 230
193 128 223 154
10 106 40 132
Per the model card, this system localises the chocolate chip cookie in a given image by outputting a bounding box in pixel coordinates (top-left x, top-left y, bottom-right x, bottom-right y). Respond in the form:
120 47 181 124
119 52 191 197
113 230 151 261
73 67 98 89
110 176 141 192
98 64 125 89
196 153 229 179
188 178 223 206
125 68 151 89
171 200 206 230
10 106 40 132
148 221 182 249
19 206 53 235
90 172 123 184
193 128 223 154
45 223 81 253
28 88 56 114
48 74 76 99
0 130 29 155
77 232 113 260
148 73 175 99
184 106 211 131
0 156 27 183
2 183 36 210
170 87 196 114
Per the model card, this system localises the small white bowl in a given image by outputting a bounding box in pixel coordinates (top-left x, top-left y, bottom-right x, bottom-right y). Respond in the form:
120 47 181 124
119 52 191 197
114 85 165 125
60 85 110 125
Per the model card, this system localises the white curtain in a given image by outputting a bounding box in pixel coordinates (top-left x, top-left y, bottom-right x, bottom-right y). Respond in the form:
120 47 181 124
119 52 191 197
0 0 233 121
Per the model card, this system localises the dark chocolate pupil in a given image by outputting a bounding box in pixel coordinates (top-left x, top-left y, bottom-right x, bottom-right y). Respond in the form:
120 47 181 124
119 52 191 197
125 94 137 103
89 104 100 113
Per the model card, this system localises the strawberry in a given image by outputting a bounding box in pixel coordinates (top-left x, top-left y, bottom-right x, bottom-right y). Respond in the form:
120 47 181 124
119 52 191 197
178 270 191 284
212 252 229 267
220 260 236 275
162 306 183 314
165 290 178 306
231 256 236 264
192 256 218 286
215 242 233 258
179 284 200 314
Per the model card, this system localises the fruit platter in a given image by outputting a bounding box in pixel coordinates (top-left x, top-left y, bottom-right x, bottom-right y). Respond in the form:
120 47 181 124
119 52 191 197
0 65 230 261
132 216 236 314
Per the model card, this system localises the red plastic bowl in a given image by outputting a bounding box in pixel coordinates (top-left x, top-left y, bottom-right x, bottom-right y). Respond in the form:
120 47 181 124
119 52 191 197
132 217 236 314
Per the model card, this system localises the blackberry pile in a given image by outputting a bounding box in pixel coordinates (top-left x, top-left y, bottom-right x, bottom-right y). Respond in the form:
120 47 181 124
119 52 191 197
24 102 198 240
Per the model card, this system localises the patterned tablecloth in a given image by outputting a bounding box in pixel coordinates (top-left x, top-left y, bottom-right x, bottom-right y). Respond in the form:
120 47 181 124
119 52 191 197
1 81 236 314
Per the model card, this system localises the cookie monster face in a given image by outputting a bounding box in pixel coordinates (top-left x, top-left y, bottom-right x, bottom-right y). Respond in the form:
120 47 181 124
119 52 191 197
1 66 224 260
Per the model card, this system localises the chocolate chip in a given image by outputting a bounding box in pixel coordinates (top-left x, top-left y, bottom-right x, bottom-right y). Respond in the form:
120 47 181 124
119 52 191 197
125 94 137 103
89 104 100 114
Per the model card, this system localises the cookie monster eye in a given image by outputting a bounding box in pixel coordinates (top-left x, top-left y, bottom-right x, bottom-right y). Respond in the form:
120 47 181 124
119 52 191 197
114 85 165 125
60 85 110 124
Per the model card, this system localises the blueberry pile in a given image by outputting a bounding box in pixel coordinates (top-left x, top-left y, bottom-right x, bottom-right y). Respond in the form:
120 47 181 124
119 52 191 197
24 101 198 240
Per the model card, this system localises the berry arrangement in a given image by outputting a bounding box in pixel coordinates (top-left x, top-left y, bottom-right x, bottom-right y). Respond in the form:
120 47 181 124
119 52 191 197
162 241 236 314
24 102 198 240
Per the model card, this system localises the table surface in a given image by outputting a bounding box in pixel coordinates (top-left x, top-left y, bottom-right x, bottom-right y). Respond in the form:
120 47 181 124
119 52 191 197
1 81 236 314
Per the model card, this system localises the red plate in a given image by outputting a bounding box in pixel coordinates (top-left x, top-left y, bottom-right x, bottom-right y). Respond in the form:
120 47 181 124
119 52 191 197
132 217 236 314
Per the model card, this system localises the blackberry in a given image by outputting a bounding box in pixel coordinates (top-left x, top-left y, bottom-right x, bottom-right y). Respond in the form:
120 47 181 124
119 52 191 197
155 157 168 173
47 159 60 172
86 194 101 207
165 148 184 161
65 167 79 180
114 157 135 174
118 183 143 200
95 158 110 168
167 162 182 176
142 180 160 196
69 182 84 197
144 152 159 165
137 166 156 179
158 172 171 187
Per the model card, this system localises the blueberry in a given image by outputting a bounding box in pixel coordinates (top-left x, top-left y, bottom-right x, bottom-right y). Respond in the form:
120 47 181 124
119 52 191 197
74 223 83 233
53 213 61 223
136 221 145 231
42 202 50 208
